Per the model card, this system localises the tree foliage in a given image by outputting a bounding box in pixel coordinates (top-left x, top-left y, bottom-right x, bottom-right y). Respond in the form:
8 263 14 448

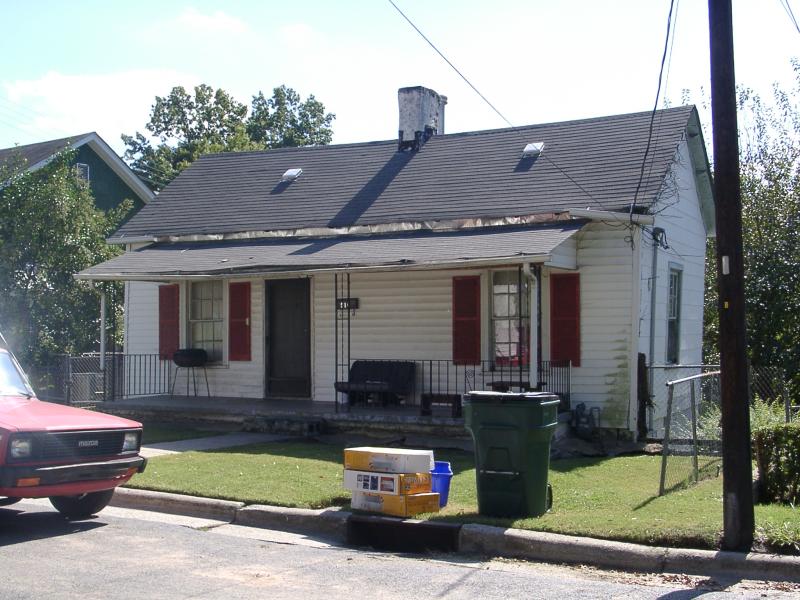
703 61 800 395
123 84 335 190
0 151 131 368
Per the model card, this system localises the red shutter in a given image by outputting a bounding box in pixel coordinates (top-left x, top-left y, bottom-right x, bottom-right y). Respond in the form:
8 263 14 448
229 281 251 361
158 284 179 361
550 274 580 367
453 276 481 365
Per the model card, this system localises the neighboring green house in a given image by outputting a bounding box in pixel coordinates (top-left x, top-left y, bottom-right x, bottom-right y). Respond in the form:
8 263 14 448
0 132 154 212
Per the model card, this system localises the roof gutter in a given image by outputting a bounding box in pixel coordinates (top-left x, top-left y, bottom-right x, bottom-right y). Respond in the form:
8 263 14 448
106 212 572 245
566 208 654 225
75 254 554 282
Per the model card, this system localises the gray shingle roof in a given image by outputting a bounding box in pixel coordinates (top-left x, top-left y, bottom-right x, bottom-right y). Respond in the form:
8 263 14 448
112 106 696 240
78 221 585 279
0 133 93 169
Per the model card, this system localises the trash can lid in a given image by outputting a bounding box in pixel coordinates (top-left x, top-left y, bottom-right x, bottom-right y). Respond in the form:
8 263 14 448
463 391 560 404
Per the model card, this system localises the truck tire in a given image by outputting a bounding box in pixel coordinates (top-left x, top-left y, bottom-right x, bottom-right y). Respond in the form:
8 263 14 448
49 489 115 519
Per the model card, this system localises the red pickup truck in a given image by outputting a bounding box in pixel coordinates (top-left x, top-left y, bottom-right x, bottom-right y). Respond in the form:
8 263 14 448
0 346 146 519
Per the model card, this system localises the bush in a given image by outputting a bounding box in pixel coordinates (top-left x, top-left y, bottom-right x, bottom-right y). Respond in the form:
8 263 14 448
696 396 786 442
753 423 800 504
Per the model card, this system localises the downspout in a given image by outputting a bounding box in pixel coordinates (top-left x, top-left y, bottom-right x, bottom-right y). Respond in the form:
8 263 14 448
648 228 665 395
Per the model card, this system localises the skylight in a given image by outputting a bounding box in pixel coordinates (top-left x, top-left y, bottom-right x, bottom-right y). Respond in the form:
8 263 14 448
281 168 303 182
522 142 544 158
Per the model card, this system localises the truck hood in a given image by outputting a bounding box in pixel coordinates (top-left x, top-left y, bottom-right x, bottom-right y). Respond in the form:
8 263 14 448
0 396 141 432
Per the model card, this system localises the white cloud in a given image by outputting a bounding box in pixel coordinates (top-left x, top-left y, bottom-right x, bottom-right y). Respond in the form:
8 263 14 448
3 69 198 154
176 7 250 35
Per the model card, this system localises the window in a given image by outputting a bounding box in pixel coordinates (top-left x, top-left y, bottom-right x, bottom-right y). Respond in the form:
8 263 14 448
666 266 682 364
75 162 90 183
491 270 529 367
189 281 223 362
550 273 580 367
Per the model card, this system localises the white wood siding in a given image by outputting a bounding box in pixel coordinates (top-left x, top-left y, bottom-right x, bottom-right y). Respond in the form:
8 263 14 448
312 268 486 404
125 279 265 398
541 223 638 429
637 138 709 433
638 138 708 367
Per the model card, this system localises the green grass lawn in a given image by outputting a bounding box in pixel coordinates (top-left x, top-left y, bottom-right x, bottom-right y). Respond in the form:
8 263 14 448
127 440 798 552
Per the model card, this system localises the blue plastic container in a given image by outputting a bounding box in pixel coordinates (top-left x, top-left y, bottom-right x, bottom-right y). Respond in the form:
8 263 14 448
430 461 453 508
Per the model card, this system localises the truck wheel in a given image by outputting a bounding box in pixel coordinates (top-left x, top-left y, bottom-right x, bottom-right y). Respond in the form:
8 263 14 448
49 489 115 520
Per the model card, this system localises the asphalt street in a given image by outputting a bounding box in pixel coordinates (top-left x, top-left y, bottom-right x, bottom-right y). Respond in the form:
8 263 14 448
0 500 797 600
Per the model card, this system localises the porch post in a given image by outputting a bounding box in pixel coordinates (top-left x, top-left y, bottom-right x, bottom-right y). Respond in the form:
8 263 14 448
528 267 539 388
99 289 106 371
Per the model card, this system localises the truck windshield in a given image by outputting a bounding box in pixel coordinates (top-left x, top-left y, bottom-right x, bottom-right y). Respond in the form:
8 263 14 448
0 352 34 397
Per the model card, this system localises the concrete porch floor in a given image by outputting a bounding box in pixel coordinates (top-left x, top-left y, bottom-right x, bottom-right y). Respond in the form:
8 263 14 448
99 394 468 439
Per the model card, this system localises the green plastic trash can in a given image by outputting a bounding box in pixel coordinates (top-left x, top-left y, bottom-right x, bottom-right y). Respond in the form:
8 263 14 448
463 391 560 518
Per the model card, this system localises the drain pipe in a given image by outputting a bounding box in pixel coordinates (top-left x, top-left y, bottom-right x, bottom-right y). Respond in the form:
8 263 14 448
647 228 665 397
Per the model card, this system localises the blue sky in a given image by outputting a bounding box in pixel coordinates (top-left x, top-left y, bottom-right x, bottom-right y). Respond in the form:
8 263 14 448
0 1 797 155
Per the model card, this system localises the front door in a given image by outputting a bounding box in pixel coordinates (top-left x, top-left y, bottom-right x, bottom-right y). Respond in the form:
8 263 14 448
265 279 311 397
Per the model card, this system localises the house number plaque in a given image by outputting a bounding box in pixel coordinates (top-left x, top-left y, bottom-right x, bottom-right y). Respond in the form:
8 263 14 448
336 298 360 311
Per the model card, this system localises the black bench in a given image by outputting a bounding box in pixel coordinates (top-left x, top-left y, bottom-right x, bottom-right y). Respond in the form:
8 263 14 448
334 360 416 406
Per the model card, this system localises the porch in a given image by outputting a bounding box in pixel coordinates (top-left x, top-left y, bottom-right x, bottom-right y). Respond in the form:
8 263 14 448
31 352 570 434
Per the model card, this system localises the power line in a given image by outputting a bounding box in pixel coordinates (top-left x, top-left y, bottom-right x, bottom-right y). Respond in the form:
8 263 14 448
385 0 634 228
644 0 681 187
629 0 677 227
778 0 800 34
387 0 513 128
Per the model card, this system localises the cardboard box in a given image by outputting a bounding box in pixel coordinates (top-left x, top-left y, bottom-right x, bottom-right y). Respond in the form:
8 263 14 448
343 469 432 496
343 447 434 473
351 491 440 517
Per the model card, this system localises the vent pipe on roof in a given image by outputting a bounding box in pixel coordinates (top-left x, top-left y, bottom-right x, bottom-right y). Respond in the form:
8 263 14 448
398 86 447 152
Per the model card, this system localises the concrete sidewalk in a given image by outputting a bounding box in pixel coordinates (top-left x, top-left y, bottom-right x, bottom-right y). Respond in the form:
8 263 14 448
141 432 288 458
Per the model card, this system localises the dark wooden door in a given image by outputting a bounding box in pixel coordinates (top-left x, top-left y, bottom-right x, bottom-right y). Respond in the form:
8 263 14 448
265 279 311 397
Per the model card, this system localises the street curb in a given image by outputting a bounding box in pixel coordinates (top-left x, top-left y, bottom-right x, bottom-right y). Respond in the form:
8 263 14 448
114 488 800 583
459 524 800 583
235 504 350 542
662 547 800 583
459 524 666 573
111 488 244 522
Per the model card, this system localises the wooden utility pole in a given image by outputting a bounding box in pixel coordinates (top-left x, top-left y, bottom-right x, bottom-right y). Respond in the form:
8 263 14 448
708 0 754 551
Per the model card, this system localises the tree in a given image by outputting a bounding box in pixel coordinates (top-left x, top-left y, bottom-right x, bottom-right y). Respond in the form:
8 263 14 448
703 61 800 395
0 151 131 369
123 84 335 190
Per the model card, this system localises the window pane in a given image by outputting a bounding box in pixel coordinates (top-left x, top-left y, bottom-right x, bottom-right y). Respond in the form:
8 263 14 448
190 322 203 346
212 298 222 320
494 293 510 317
494 322 511 344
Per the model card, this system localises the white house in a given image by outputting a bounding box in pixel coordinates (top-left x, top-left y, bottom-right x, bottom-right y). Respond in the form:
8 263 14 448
78 87 714 436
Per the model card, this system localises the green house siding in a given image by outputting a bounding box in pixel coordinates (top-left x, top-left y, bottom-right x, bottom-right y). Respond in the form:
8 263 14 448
76 146 145 213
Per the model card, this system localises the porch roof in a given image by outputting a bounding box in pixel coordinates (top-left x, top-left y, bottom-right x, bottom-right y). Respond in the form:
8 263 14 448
76 221 585 281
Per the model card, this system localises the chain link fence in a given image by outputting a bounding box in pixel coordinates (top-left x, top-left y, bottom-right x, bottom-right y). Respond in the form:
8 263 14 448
652 364 795 496
27 353 172 405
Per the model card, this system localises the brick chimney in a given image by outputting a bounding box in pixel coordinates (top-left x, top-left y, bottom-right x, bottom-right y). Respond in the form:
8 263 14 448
398 86 447 152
